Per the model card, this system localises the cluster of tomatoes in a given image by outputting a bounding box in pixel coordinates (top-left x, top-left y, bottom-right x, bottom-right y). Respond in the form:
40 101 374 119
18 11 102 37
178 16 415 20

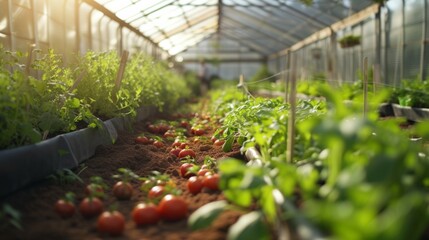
54 112 225 237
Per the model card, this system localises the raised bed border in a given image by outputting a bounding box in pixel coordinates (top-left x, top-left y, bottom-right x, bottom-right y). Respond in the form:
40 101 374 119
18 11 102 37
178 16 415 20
0 106 157 197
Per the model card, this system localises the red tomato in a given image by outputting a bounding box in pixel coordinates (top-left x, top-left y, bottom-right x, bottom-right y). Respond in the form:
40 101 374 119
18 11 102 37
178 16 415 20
148 124 159 134
179 142 189 149
170 148 181 157
132 203 160 225
153 140 164 148
135 136 151 144
179 163 196 178
113 181 133 200
197 168 210 177
148 185 165 199
158 195 188 221
172 141 182 148
203 174 220 191
180 121 189 128
164 131 175 138
214 139 225 146
54 199 75 218
210 136 217 143
97 211 125 236
194 129 205 136
79 197 104 218
187 176 204 194
178 149 196 159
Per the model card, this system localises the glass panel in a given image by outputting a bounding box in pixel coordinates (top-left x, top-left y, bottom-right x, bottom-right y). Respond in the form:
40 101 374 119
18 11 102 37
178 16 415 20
0 0 10 33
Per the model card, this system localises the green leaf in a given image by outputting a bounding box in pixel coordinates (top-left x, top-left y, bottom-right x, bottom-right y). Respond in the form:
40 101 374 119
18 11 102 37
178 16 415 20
222 134 234 152
227 211 270 240
188 200 228 230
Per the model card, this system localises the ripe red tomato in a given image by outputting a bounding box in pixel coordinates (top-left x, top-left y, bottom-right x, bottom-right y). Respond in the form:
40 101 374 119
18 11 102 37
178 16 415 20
179 163 196 178
180 121 189 128
164 131 175 138
197 168 210 177
203 174 220 191
132 203 160 225
194 129 205 136
214 139 225 146
187 176 203 194
170 148 181 157
97 211 125 236
153 140 164 148
179 142 189 149
79 197 104 218
113 181 133 200
54 199 75 218
148 185 165 199
148 124 159 134
158 195 188 221
210 136 217 143
135 136 151 144
172 141 182 148
178 148 196 159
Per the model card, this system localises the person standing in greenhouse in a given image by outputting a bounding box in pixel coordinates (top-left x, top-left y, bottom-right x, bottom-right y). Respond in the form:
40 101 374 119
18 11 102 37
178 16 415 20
198 59 210 95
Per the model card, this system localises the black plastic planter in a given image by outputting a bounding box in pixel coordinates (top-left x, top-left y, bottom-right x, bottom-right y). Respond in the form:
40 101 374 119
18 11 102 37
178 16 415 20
392 104 429 122
0 106 157 197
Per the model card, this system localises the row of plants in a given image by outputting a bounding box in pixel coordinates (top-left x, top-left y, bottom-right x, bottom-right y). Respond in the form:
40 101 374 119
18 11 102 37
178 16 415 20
0 46 197 149
188 86 429 239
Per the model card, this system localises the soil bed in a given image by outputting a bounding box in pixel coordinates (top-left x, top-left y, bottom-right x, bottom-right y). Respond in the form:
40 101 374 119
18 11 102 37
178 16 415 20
0 112 244 240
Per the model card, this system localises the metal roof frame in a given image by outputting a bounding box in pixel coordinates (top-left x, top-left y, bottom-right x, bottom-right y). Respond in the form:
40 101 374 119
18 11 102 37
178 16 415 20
91 0 378 58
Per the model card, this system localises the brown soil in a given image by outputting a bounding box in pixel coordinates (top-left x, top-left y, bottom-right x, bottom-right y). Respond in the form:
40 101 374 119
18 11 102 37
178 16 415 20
0 113 245 240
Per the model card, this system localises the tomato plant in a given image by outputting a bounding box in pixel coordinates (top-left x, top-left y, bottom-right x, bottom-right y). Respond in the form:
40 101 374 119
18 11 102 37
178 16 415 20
132 203 160 225
158 194 188 221
54 192 75 218
97 210 125 236
179 163 196 178
85 176 107 198
112 168 139 200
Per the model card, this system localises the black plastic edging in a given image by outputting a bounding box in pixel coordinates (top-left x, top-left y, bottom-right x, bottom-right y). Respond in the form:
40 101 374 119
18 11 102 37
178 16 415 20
245 147 325 240
0 106 157 197
392 103 429 122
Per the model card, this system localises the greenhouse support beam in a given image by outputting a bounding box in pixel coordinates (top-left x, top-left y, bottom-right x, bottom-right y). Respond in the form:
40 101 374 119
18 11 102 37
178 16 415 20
271 4 380 58
217 0 222 33
374 5 382 86
420 0 427 81
182 58 264 63
225 7 299 43
82 0 160 50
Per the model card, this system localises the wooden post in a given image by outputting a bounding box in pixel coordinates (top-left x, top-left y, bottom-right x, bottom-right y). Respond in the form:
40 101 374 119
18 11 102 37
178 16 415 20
286 56 297 164
363 57 368 117
115 50 129 90
285 51 291 103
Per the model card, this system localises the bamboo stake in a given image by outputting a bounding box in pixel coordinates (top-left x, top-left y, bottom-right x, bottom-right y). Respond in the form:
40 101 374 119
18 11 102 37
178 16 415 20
286 56 297 163
115 50 129 90
363 57 368 117
69 70 86 92
25 44 35 76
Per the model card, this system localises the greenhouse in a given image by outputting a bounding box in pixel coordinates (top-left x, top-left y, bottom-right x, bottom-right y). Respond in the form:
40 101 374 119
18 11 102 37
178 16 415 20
1 0 429 239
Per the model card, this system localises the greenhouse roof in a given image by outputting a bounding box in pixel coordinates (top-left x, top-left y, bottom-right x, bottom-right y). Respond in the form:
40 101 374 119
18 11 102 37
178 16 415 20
91 0 377 58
